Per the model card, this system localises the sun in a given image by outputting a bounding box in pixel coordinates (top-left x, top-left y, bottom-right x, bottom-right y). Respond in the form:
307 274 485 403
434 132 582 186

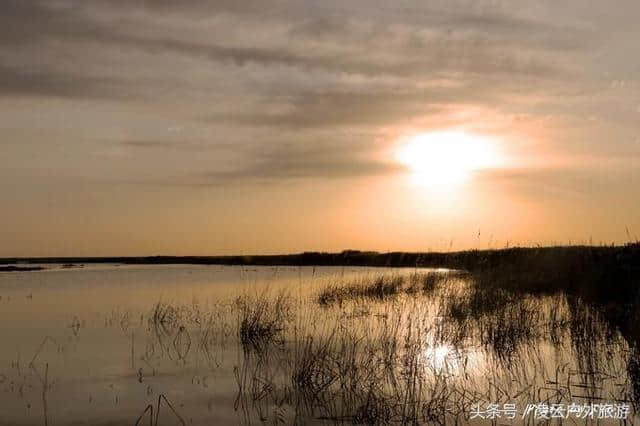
395 130 504 188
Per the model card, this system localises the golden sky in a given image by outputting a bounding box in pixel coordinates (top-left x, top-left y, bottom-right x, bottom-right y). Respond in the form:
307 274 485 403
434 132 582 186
1 1 639 256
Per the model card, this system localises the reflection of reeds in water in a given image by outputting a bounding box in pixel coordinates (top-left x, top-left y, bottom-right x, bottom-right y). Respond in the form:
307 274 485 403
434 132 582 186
228 272 638 424
131 270 639 424
317 272 452 307
3 251 636 424
147 300 233 366
134 393 186 426
236 291 292 351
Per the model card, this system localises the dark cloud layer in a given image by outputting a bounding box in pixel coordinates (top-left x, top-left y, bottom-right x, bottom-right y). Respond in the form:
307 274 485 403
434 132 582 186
1 0 638 183
211 91 445 129
0 64 127 99
0 0 583 99
205 140 401 182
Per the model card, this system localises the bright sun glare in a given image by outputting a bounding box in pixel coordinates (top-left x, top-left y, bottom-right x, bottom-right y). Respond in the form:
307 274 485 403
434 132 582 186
396 130 504 188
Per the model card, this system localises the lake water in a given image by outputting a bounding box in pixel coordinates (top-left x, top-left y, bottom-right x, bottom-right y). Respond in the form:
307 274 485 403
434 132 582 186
0 264 636 425
0 264 421 425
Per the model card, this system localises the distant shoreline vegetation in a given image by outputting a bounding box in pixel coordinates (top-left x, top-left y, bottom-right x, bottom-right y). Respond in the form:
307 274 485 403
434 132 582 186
0 265 45 272
1 243 638 270
3 244 637 337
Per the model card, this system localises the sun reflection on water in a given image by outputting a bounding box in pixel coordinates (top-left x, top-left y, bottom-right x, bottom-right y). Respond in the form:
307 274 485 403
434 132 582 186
421 343 483 376
422 344 458 372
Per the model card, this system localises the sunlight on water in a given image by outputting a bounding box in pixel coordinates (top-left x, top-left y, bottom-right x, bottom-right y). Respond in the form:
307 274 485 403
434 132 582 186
423 344 455 371
0 265 637 425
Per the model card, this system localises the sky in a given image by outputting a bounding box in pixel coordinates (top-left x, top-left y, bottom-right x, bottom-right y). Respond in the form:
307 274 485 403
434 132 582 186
1 0 639 256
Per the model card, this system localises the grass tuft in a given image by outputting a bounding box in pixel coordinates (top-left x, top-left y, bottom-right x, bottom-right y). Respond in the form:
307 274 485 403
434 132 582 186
236 291 292 350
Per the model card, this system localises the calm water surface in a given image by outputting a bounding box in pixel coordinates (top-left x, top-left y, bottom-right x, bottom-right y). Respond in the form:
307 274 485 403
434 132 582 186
0 264 636 425
0 264 421 425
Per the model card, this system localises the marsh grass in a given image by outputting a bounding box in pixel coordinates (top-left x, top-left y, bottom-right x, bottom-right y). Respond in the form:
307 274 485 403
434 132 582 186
6 259 636 425
236 291 293 351
317 272 452 306
128 264 639 424
227 269 638 425
146 300 233 369
317 275 404 306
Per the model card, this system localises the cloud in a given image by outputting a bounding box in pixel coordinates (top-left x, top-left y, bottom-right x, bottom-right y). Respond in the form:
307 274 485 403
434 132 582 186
477 164 639 201
120 140 182 149
119 139 238 152
210 91 446 129
0 64 127 100
1 0 639 185
0 0 581 102
204 144 401 182
206 156 400 182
